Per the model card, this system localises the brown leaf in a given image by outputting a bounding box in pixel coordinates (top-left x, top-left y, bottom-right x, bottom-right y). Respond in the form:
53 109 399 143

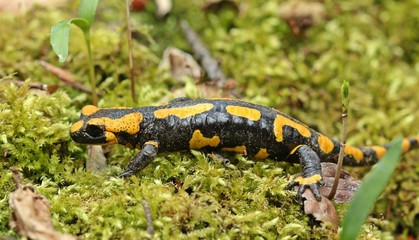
302 189 339 231
9 173 78 240
159 47 203 82
278 1 325 35
320 163 361 203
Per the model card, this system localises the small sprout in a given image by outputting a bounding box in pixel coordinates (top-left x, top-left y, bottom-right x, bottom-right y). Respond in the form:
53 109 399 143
50 0 99 105
341 80 350 111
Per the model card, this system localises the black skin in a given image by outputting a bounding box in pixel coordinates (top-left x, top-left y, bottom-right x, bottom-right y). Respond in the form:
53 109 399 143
70 98 419 202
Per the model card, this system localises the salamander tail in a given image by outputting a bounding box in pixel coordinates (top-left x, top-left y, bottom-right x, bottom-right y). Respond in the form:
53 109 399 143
341 136 419 166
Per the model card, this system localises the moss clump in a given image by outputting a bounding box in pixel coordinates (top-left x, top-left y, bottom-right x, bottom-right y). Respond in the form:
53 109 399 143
0 82 79 177
0 80 80 234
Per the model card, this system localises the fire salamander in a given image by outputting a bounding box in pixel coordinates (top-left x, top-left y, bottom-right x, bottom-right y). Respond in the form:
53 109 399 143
70 98 419 201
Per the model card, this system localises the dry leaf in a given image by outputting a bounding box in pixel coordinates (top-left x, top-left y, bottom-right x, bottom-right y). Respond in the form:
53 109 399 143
294 162 362 231
302 189 339 231
159 47 203 82
278 1 325 35
320 162 361 203
9 174 78 240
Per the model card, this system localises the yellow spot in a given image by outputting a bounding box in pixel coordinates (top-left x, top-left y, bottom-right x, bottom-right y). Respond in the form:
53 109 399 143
254 148 269 159
366 146 387 159
105 132 118 144
87 112 143 135
344 145 364 162
154 103 214 119
294 174 322 185
189 130 220 149
144 141 159 148
273 115 311 142
222 145 246 153
317 135 334 154
81 105 99 116
290 145 303 155
225 105 261 121
402 139 411 153
70 120 83 133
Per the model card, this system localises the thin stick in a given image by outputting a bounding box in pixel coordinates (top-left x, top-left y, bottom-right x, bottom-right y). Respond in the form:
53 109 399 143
180 20 227 87
39 61 102 96
328 81 349 200
125 0 136 102
141 200 154 237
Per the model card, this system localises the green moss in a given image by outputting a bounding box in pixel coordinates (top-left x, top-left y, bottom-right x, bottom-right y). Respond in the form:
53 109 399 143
0 0 418 239
0 81 79 178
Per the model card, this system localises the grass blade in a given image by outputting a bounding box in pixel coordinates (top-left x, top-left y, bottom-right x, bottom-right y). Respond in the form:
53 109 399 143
78 0 99 25
340 138 402 240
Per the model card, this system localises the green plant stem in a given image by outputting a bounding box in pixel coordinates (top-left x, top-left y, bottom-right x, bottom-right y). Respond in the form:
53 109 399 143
328 81 349 199
84 31 98 106
125 0 136 103
328 110 347 199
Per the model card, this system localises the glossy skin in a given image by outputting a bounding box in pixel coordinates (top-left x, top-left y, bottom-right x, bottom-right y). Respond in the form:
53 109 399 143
70 98 419 201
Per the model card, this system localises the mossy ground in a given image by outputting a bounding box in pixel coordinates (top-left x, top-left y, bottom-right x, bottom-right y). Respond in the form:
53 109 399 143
0 0 418 239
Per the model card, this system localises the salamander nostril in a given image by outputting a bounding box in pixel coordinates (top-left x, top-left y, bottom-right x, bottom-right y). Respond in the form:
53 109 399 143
86 124 104 137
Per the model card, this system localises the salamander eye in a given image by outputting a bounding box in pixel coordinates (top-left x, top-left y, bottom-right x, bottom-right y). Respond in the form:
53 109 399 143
85 124 104 137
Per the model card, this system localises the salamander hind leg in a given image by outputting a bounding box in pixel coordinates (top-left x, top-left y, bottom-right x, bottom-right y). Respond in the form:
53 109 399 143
118 141 159 178
286 145 325 202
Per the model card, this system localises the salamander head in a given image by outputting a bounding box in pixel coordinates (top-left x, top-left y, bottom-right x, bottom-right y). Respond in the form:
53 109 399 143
70 105 142 146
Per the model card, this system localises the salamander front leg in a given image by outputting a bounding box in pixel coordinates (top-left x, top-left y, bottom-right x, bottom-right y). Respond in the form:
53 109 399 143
287 145 325 202
118 141 159 178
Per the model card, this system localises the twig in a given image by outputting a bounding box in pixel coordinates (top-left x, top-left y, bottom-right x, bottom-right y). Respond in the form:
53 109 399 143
125 0 136 102
328 81 349 199
180 20 227 88
141 200 154 237
3 80 47 90
39 60 102 96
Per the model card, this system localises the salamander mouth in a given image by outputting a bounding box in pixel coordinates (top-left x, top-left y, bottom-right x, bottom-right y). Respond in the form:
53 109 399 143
70 130 108 144
70 123 114 144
